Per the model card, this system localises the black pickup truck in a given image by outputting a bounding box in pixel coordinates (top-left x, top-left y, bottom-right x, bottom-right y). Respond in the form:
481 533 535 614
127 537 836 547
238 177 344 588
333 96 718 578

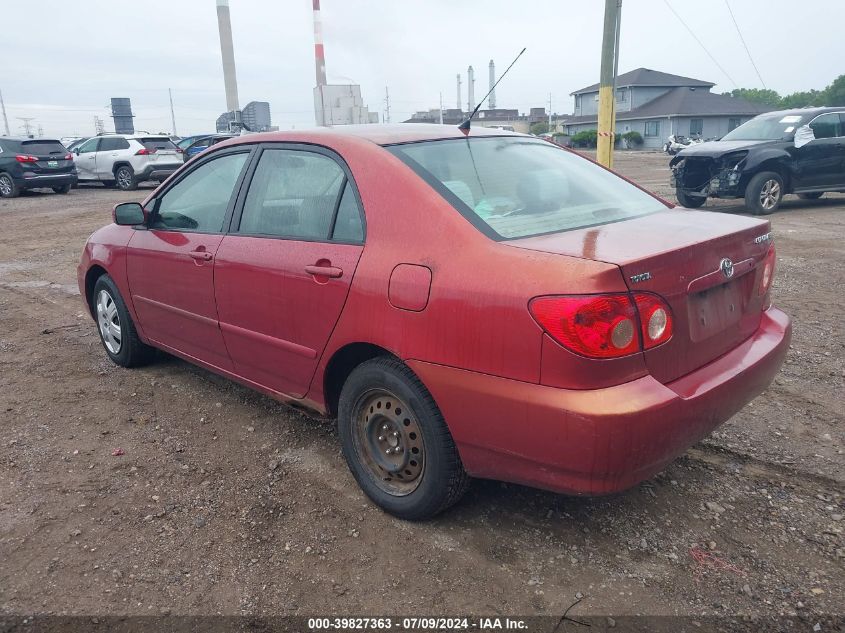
671 107 845 214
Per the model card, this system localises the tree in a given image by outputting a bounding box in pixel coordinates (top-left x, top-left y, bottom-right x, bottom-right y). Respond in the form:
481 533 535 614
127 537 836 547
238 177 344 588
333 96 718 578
824 75 845 106
529 121 549 135
725 88 782 108
779 89 825 109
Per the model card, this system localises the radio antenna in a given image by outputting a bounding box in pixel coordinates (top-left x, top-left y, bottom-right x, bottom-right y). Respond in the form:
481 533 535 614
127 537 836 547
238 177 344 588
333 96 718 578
459 47 526 136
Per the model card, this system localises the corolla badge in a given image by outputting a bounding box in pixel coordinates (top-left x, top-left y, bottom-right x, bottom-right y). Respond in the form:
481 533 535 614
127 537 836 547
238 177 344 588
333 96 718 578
720 257 734 279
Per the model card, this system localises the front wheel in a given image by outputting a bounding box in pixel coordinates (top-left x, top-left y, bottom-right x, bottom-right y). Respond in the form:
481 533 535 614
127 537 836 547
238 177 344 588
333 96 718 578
114 166 137 191
675 189 706 208
797 192 823 200
92 274 155 367
744 171 784 215
338 357 469 520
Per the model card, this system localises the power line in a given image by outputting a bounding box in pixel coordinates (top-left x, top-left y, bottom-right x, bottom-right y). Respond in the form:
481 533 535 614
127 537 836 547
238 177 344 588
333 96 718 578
724 0 766 89
662 0 738 89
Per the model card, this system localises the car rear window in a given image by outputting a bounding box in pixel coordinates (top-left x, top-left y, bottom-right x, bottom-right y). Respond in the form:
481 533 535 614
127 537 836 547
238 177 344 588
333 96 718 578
20 141 68 156
140 137 178 151
389 137 665 240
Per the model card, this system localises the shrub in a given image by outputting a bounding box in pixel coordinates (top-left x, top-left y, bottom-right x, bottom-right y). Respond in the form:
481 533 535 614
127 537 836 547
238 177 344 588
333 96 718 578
571 129 598 148
622 131 643 147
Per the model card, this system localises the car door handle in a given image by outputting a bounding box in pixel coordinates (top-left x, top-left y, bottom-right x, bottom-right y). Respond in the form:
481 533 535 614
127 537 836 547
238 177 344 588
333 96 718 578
189 250 213 261
304 264 343 278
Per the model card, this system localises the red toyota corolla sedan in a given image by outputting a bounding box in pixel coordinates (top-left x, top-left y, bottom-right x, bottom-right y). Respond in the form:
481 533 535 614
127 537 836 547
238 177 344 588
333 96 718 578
78 125 790 519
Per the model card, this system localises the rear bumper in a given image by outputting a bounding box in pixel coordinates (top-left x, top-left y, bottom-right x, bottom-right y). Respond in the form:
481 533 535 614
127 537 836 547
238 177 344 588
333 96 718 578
17 173 78 189
409 307 791 496
135 164 181 182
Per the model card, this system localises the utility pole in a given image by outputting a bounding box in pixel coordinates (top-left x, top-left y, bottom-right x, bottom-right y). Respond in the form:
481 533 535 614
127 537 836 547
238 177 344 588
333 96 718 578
168 88 177 137
384 87 390 124
37 124 44 138
0 89 10 136
596 0 622 168
548 93 553 133
439 92 444 124
17 117 34 138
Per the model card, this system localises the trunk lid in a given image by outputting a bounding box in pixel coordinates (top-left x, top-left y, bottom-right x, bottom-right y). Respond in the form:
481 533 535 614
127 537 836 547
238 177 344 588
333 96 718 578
507 209 773 384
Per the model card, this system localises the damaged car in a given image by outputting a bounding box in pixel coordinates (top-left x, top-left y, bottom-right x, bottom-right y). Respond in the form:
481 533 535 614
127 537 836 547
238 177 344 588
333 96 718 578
670 107 845 214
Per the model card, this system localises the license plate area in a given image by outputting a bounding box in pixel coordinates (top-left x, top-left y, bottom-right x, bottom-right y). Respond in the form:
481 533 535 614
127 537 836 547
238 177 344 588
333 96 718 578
688 279 745 342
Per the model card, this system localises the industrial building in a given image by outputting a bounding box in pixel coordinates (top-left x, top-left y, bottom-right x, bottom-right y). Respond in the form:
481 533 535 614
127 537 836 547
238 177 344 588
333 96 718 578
216 100 274 132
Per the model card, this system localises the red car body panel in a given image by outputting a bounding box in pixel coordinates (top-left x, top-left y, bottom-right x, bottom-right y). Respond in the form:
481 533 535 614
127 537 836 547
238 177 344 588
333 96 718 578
77 125 791 497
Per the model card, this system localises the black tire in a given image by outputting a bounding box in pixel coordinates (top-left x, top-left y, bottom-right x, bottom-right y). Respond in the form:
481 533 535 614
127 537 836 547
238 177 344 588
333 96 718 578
797 192 823 200
114 166 138 191
52 184 71 194
91 274 155 367
0 172 19 198
744 171 784 215
675 189 706 208
338 357 470 520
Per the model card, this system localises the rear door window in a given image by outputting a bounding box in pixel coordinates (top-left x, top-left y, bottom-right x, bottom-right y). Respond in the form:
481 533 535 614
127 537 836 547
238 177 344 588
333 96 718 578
98 137 131 151
238 149 346 240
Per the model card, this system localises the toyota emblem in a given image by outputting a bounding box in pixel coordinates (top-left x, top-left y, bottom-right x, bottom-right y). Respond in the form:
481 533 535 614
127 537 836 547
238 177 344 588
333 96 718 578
720 258 734 279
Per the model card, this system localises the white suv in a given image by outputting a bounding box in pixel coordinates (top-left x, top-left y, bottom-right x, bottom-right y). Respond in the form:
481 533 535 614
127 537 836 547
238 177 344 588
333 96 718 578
72 134 183 190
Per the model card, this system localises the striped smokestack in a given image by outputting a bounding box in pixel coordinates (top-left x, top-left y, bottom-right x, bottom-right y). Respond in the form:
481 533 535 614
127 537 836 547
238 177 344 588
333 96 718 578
216 0 240 113
313 0 327 86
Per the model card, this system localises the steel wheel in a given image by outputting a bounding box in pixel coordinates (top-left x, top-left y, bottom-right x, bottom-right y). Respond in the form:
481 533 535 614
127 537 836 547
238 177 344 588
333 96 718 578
0 174 12 196
96 289 122 354
351 389 425 496
116 167 133 190
759 179 781 211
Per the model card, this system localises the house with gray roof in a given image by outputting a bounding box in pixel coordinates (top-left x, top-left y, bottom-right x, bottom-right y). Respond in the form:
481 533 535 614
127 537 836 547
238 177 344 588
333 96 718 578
565 68 771 149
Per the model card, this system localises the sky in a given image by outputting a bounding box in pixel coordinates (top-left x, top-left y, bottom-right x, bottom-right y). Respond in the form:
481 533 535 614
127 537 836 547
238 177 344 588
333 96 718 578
2 0 843 138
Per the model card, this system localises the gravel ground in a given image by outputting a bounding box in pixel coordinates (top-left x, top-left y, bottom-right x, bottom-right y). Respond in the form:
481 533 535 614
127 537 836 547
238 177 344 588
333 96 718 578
0 153 842 625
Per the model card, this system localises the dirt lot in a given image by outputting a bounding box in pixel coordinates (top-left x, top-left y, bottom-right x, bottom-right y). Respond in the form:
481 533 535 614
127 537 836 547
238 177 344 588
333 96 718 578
0 152 842 624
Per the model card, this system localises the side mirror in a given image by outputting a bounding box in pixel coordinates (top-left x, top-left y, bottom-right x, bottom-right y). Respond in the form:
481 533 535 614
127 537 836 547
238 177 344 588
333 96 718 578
113 202 146 226
794 124 815 148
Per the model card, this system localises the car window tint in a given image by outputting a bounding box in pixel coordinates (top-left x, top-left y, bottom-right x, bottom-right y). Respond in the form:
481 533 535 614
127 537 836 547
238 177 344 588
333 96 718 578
152 152 248 232
141 137 178 151
77 138 99 154
809 113 840 139
98 137 130 152
239 149 345 240
20 141 67 155
331 181 364 242
391 137 665 240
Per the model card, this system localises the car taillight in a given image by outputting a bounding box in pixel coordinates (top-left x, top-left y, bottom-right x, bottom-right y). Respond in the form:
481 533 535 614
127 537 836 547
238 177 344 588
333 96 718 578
175 147 183 153
530 292 674 359
529 294 640 358
64 153 73 160
15 154 38 163
759 244 776 297
633 293 673 349
135 148 156 155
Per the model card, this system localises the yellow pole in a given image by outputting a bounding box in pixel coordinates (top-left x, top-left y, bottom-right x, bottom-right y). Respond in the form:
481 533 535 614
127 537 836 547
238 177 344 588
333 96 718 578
597 0 621 168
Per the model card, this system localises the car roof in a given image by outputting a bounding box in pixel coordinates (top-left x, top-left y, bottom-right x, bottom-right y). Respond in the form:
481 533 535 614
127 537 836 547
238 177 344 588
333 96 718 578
1 137 64 143
221 123 523 147
758 106 844 117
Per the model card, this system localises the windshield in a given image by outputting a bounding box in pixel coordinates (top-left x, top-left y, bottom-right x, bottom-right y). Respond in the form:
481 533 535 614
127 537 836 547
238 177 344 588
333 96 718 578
721 113 807 141
389 137 665 240
141 137 178 151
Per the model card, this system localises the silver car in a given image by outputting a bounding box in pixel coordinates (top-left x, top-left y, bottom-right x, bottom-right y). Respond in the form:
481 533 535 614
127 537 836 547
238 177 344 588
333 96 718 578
71 134 184 190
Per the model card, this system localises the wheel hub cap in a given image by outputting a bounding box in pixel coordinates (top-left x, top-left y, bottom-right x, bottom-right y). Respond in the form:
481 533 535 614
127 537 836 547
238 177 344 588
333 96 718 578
0 176 11 195
353 391 425 496
760 180 780 210
96 289 122 354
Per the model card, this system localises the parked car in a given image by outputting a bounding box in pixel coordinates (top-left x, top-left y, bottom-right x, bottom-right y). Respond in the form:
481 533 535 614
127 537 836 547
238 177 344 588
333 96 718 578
65 137 89 153
0 137 77 198
78 125 790 519
176 135 211 151
182 133 237 160
671 107 845 213
72 134 183 190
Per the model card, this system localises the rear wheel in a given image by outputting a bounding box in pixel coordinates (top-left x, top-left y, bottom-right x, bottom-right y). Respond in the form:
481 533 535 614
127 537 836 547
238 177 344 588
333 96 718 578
0 173 19 198
744 171 783 215
52 184 71 194
338 357 469 520
675 189 706 208
797 192 823 200
114 166 137 191
92 274 155 367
